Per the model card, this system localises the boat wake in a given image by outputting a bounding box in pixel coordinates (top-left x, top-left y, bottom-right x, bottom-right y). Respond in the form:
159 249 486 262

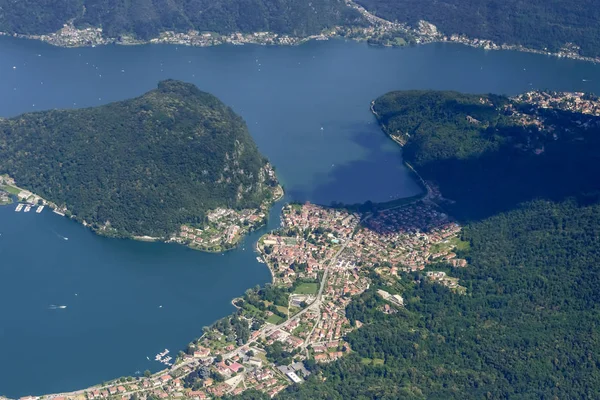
48 305 67 310
51 230 69 241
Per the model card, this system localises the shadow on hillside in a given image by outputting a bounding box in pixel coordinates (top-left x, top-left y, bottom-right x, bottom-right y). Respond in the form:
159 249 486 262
418 114 600 222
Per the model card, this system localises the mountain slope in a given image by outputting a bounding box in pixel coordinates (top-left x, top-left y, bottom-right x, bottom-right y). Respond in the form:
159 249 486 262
0 80 275 237
0 0 363 39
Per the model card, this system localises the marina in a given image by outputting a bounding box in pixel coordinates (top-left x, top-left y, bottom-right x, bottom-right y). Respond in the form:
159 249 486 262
154 349 173 366
13 202 45 214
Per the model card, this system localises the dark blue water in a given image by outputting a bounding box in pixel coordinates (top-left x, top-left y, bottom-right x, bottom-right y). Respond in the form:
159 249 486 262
1 37 600 397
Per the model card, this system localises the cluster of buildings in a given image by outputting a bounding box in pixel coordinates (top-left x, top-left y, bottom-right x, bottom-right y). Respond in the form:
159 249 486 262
0 189 10 205
513 91 600 116
426 271 465 293
259 204 360 284
23 198 467 400
2 23 326 49
7 24 111 47
352 202 465 273
149 31 315 47
175 207 265 251
172 172 281 251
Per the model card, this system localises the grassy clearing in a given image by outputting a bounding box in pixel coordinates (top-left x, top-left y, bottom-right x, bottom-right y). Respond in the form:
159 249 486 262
450 236 471 251
1 185 21 195
266 315 284 324
276 305 288 315
294 282 318 295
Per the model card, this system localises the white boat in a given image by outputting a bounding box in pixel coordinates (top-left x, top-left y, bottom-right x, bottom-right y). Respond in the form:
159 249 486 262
24 205 31 212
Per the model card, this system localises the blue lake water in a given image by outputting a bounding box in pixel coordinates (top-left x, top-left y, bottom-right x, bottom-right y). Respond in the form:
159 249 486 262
1 37 600 397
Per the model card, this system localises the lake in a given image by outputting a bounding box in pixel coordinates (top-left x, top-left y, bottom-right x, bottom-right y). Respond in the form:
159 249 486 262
1 37 600 397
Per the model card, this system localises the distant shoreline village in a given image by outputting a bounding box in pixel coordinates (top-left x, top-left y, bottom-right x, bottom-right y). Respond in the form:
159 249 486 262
0 0 597 64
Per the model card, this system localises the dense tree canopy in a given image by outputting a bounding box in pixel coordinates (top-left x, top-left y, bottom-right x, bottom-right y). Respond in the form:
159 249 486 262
0 80 273 237
374 90 600 221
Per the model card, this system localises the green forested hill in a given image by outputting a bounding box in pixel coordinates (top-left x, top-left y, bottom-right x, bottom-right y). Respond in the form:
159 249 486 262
233 92 600 399
0 0 363 39
0 80 274 237
356 0 600 57
373 90 600 221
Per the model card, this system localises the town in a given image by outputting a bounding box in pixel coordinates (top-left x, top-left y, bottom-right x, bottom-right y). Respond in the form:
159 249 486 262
10 187 471 400
513 90 600 116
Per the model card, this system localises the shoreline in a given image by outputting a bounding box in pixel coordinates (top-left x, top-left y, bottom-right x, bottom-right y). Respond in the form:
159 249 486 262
255 233 277 285
1 177 284 255
2 30 597 65
1 4 599 66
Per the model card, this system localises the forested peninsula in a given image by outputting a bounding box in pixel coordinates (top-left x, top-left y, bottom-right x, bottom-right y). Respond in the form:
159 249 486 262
228 90 600 399
0 80 279 241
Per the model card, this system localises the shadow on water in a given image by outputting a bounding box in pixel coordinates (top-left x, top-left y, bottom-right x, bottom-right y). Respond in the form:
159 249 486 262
286 123 422 205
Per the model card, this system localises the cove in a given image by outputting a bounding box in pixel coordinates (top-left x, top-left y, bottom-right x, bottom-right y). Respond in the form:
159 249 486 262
1 37 600 398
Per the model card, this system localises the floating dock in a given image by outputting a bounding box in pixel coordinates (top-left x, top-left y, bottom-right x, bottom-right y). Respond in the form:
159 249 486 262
53 209 66 217
15 204 24 212
24 205 31 212
36 205 44 213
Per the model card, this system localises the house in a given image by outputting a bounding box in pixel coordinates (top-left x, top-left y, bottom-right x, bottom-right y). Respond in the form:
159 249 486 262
202 378 214 388
193 347 210 358
188 391 207 400
228 362 244 373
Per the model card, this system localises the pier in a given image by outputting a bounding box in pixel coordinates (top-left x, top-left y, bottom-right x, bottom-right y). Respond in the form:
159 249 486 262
15 204 23 212
36 205 44 213
154 349 173 366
